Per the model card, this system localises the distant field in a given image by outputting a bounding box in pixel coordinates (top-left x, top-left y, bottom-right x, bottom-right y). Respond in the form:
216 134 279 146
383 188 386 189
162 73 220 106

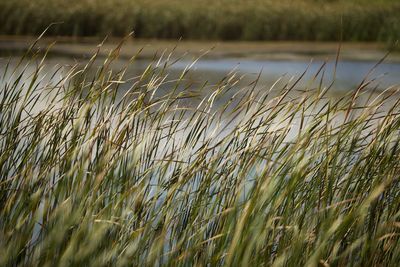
0 0 399 42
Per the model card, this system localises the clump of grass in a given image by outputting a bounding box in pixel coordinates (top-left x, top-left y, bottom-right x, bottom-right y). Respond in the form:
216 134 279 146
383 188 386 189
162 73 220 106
0 38 400 266
0 0 399 42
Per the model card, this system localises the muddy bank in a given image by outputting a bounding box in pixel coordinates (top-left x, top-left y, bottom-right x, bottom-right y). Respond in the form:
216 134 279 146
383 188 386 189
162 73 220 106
0 37 399 62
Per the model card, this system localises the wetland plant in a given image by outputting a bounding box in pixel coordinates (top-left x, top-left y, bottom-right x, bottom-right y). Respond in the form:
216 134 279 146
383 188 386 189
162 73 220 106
0 39 400 266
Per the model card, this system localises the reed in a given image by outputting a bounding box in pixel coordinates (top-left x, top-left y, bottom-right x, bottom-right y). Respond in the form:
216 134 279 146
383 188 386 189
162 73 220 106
0 38 400 266
0 0 399 42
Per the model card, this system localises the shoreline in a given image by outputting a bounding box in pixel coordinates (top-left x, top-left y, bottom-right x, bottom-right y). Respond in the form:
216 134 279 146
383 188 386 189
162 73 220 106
0 36 399 63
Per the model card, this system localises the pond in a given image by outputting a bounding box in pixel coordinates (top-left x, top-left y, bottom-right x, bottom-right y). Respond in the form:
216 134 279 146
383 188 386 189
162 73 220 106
1 53 399 93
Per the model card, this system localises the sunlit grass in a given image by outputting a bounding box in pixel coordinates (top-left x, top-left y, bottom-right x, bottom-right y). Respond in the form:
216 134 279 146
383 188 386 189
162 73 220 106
0 38 400 266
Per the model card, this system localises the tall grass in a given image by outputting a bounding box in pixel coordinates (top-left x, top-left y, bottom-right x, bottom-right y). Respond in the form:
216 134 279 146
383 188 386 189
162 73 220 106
1 38 400 266
0 0 399 42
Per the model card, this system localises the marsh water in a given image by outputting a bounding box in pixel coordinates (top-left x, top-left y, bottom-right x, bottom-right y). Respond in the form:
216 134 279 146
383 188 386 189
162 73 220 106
2 54 399 92
172 58 400 90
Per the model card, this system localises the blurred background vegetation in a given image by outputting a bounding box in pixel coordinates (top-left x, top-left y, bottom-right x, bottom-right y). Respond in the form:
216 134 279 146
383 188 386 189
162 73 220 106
0 0 399 42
